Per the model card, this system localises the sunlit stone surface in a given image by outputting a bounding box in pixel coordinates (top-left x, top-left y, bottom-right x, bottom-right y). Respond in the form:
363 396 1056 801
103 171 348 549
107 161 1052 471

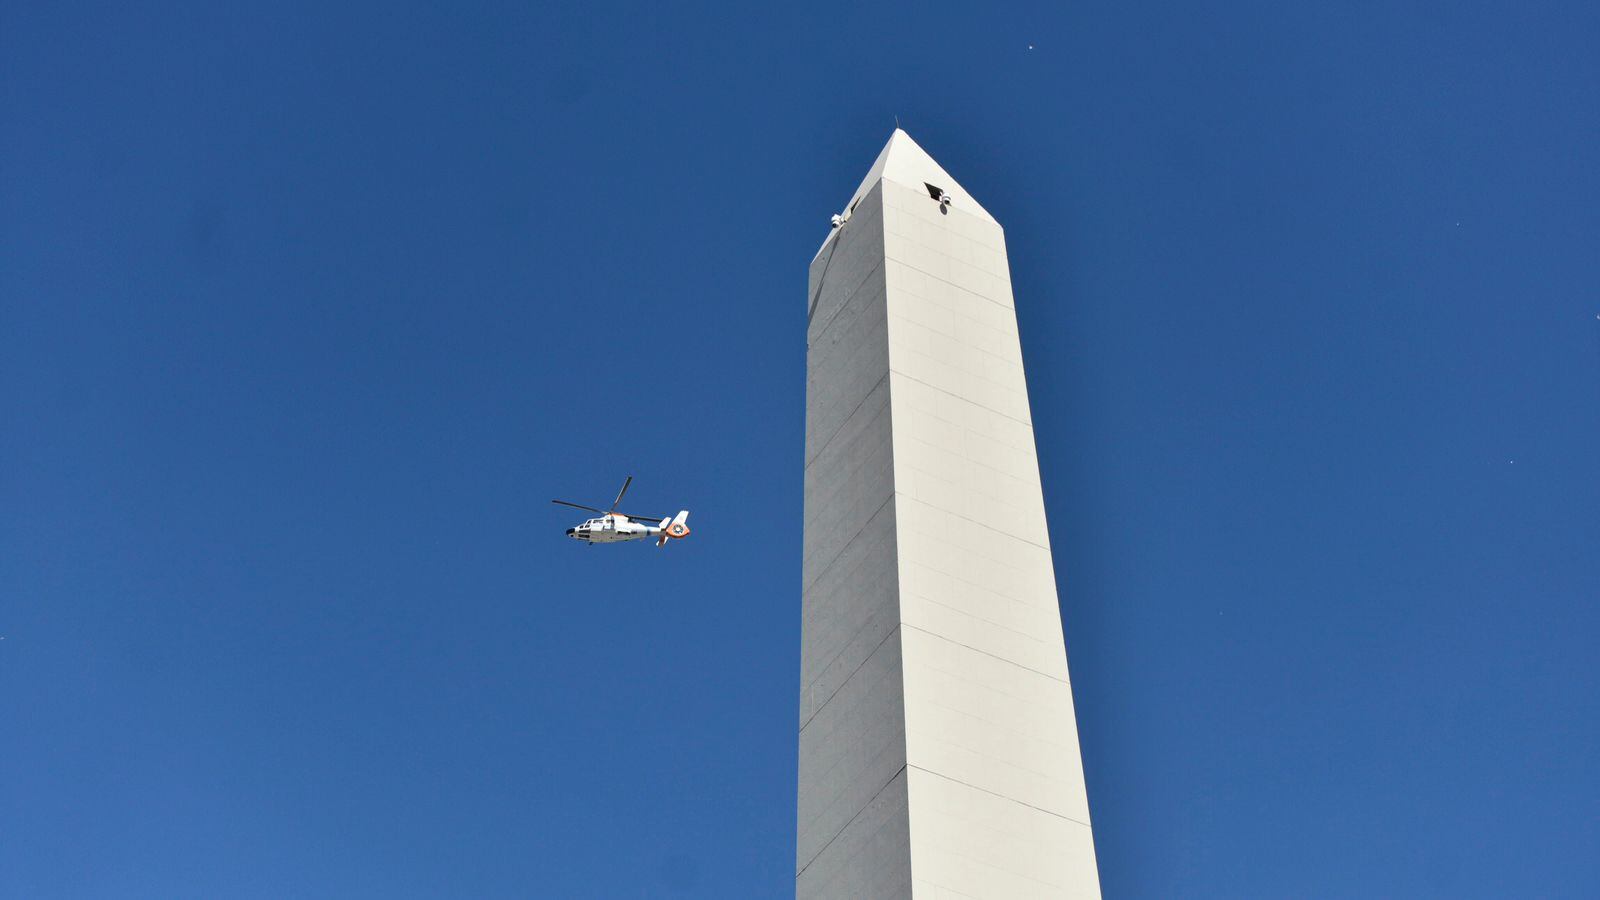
798 131 1101 899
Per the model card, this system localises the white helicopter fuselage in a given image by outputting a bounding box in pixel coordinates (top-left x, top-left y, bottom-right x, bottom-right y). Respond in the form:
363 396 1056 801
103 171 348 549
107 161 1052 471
567 514 656 543
566 510 691 546
553 478 690 548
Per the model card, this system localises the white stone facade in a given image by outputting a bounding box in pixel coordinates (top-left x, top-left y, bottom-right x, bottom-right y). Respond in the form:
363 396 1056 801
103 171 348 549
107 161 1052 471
798 131 1100 899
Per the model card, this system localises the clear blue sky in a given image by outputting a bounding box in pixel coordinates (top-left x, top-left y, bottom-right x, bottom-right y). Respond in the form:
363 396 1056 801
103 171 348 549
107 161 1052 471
3 2 1597 897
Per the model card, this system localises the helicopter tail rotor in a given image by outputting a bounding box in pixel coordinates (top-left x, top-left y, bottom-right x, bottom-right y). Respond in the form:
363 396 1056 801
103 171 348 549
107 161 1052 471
655 510 691 547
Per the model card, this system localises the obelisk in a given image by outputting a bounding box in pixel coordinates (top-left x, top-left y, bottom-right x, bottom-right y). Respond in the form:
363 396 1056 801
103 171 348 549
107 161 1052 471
798 130 1101 898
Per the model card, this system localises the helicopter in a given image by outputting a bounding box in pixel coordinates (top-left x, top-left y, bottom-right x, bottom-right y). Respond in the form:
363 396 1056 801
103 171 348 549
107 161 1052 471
552 476 691 547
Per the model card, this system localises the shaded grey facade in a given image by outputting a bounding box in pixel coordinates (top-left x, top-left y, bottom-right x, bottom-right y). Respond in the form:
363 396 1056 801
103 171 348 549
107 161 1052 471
798 132 1100 898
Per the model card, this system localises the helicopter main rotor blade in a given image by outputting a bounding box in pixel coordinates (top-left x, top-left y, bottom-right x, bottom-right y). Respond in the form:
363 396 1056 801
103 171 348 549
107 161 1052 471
552 499 604 513
614 511 670 523
611 475 633 512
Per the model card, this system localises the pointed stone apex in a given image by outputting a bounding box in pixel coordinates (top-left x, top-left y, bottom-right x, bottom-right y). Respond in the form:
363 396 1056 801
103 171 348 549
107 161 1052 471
843 129 995 225
814 130 999 261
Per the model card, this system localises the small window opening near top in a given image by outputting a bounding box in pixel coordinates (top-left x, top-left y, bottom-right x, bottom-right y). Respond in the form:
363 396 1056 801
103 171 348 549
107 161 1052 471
924 183 945 201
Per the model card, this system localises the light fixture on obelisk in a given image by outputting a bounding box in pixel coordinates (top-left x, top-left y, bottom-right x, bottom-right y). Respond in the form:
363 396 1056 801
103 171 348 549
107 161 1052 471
797 131 1101 898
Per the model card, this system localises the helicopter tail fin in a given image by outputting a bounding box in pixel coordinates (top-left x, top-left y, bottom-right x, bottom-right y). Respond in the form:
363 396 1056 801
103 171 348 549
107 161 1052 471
655 510 691 547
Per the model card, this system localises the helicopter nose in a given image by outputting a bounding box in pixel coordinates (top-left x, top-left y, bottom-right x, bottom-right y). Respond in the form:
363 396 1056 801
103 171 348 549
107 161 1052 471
566 528 576 537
